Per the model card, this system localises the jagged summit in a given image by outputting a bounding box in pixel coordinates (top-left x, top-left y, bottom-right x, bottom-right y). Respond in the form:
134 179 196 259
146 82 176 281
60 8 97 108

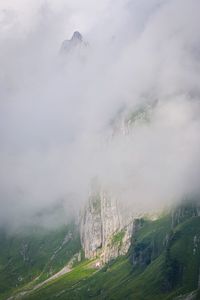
60 30 86 54
71 31 83 42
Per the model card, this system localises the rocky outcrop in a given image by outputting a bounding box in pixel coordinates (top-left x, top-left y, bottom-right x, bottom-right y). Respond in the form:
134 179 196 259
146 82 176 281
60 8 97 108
60 31 87 55
109 100 157 138
101 222 133 263
80 181 133 263
171 200 200 228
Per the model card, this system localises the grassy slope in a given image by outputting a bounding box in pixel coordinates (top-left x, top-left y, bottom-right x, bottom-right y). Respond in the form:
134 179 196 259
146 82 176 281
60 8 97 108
18 214 200 300
0 222 81 299
22 260 96 300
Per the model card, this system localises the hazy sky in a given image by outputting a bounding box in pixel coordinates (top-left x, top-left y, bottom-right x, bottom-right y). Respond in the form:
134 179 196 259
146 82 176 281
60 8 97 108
1 0 200 229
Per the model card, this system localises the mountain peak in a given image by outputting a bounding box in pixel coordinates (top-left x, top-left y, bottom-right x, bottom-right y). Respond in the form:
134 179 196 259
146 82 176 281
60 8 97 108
71 31 83 42
60 30 85 54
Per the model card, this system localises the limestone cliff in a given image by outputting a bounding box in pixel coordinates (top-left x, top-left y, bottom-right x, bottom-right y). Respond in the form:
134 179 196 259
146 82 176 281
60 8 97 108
79 100 160 264
80 182 133 263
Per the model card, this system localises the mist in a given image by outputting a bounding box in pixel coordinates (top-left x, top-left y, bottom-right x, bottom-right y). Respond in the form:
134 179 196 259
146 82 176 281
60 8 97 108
1 0 200 229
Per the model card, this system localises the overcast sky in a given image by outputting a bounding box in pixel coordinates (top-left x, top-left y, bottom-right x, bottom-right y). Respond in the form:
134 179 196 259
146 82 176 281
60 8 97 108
1 0 200 229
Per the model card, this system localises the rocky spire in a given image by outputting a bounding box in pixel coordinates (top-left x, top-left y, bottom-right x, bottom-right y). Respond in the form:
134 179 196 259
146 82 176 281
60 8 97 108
71 31 83 42
60 31 86 54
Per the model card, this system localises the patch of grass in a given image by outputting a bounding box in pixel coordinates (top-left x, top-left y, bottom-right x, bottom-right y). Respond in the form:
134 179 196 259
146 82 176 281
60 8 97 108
111 229 125 247
22 260 97 300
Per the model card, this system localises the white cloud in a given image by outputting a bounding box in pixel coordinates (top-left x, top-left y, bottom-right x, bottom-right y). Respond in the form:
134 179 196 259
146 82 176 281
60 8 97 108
0 0 200 228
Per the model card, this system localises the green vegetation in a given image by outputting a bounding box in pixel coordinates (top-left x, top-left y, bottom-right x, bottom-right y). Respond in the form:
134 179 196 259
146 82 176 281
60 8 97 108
0 222 81 299
126 101 157 126
2 204 200 300
22 260 96 300
111 229 125 246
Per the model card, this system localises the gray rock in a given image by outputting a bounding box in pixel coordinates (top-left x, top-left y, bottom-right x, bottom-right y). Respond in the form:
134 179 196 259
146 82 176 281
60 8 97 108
80 181 133 263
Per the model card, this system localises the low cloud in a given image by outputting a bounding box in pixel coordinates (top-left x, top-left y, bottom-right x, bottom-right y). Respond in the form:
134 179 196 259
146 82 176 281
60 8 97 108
0 0 200 229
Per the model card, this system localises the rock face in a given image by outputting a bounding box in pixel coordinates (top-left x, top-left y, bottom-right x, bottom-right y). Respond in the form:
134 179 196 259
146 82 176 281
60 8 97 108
80 181 133 263
80 101 160 263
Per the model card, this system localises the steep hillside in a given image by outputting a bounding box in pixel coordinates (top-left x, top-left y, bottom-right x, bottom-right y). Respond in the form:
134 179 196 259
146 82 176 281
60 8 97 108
5 204 200 300
0 222 81 300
